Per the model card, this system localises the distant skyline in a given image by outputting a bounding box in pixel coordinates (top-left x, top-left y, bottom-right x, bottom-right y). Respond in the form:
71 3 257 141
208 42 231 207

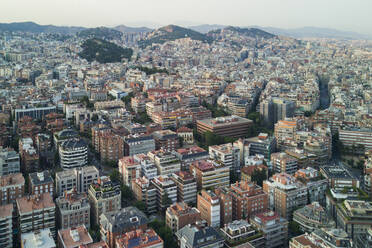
1 0 371 35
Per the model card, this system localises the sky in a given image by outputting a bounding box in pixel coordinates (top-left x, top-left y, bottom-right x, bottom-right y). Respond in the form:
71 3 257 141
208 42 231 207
1 0 371 35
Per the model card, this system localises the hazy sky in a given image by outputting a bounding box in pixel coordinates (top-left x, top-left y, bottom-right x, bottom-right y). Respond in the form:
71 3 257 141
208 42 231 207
1 0 371 34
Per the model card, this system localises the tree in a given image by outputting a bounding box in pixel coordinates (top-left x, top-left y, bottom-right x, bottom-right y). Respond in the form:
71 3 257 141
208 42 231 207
109 169 121 183
251 168 267 187
288 221 303 236
162 191 173 208
89 225 101 242
91 114 99 122
149 220 177 248
134 201 146 212
121 184 134 201
178 136 184 148
54 151 60 166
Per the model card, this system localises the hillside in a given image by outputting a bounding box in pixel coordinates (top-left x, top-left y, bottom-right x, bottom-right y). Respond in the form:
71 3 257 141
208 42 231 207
78 38 133 63
77 27 122 40
188 24 226 34
209 26 276 39
138 25 213 47
114 25 152 34
0 21 85 34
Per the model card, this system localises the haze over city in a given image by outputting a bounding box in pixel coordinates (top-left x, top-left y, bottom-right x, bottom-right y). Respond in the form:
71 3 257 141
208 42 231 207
1 0 372 35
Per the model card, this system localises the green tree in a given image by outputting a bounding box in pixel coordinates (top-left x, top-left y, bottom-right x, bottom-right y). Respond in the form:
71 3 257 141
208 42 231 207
109 169 121 183
289 221 303 236
162 191 173 208
251 168 267 187
89 225 101 242
91 114 99 122
121 184 134 201
178 136 184 148
134 201 146 212
149 220 177 248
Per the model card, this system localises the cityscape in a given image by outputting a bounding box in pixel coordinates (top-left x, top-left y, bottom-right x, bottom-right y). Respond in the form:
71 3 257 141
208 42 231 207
0 1 372 248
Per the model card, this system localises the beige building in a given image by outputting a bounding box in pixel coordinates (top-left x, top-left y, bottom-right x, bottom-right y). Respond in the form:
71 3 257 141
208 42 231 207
16 193 56 236
88 176 121 226
0 173 25 205
56 166 99 196
58 225 93 248
0 204 13 248
263 173 308 219
56 188 90 230
190 160 230 190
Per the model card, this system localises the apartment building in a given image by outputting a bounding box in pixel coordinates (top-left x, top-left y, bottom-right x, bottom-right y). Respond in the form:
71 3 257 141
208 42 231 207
100 206 149 248
271 152 298 175
16 193 56 236
209 143 240 173
189 160 230 190
293 202 335 233
171 171 197 204
220 219 265 248
189 106 212 124
197 115 253 138
152 109 193 129
226 181 268 220
148 150 181 176
58 225 93 248
173 146 209 170
214 187 233 226
59 138 88 169
336 200 372 239
19 137 39 172
176 223 224 248
0 173 25 205
88 176 121 226
152 130 180 152
339 128 372 150
21 229 56 248
56 189 90 230
55 166 99 196
115 228 163 248
151 175 177 211
166 202 201 232
99 132 124 163
197 190 221 228
239 133 276 160
263 173 308 219
289 229 352 248
28 171 54 197
274 119 298 150
177 127 194 144
0 147 20 176
0 204 13 248
123 134 155 156
132 177 157 214
133 153 158 180
118 156 141 187
250 211 288 248
320 166 359 190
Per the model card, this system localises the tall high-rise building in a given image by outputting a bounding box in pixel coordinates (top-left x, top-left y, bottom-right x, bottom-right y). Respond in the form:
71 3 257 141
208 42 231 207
260 98 295 127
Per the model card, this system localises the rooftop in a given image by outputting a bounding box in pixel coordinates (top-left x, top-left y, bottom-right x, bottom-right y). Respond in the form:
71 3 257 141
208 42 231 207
0 172 24 186
16 193 55 214
0 204 13 219
116 228 163 248
58 225 93 248
198 115 252 127
29 171 53 185
21 229 56 248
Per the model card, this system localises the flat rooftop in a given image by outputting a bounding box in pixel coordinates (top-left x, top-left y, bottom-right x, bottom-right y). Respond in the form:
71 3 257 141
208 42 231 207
198 115 252 127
